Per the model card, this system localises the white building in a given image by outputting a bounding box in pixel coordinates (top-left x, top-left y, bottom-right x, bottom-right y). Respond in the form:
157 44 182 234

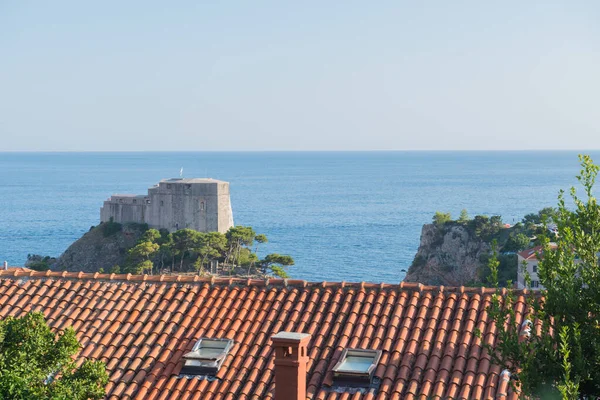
517 246 544 290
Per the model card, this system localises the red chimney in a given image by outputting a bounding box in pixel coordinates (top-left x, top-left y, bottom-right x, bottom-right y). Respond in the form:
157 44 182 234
271 332 311 400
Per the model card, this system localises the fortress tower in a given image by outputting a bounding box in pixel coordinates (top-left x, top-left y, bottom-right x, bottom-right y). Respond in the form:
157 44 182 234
100 178 234 233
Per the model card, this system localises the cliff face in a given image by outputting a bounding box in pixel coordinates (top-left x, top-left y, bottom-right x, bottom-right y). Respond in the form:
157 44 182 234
404 224 491 286
53 223 145 273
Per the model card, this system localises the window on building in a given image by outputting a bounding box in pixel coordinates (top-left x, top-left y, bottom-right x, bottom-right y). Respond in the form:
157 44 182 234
180 338 234 376
532 265 537 273
532 280 539 288
167 184 172 189
146 200 150 204
132 199 137 204
200 201 205 211
332 349 381 387
160 201 164 206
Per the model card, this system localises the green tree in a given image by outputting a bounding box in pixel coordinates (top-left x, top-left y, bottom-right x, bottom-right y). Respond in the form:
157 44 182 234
249 234 269 274
0 312 108 400
156 230 175 272
259 253 295 278
194 232 227 274
254 234 268 255
458 209 469 223
125 229 160 274
539 206 559 223
141 228 160 242
486 155 600 399
432 211 451 226
172 229 200 272
503 232 530 252
490 215 503 226
225 226 256 269
522 212 541 226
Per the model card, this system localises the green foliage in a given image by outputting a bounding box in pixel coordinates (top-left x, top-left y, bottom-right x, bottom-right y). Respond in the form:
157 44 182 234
486 155 600 398
125 222 149 232
27 255 52 272
102 223 293 278
124 229 160 274
458 209 469 223
141 228 160 242
432 211 452 226
194 232 227 273
504 232 530 252
255 234 268 244
172 229 201 271
522 207 558 226
486 240 499 287
0 312 108 400
101 217 122 237
490 215 503 226
471 215 502 239
270 265 289 278
557 325 581 400
259 253 295 277
225 226 256 268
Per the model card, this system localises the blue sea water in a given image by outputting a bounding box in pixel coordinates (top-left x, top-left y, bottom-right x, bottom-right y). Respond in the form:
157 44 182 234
0 151 597 283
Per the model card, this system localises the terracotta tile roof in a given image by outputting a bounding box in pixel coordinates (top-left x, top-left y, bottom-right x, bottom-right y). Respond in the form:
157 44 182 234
517 244 557 260
0 270 525 400
3 266 32 272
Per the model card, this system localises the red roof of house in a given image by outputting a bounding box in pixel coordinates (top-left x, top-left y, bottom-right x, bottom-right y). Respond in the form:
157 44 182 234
517 244 557 261
0 270 524 400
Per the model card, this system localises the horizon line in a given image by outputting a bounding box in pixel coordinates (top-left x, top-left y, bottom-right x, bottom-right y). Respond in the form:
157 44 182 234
2 149 600 154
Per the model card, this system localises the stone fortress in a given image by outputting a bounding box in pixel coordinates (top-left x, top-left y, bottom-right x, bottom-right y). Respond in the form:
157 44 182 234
100 178 234 233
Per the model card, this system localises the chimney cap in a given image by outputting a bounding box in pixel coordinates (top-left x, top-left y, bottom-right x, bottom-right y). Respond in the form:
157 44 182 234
272 332 310 341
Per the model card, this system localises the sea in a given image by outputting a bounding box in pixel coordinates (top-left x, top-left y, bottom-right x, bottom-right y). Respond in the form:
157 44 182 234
0 151 597 283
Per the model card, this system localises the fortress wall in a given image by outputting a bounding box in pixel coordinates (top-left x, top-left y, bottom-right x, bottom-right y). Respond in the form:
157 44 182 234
100 202 146 224
101 179 234 233
216 182 234 233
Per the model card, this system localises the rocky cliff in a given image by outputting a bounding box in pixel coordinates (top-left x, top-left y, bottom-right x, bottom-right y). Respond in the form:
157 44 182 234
53 223 146 273
404 223 491 286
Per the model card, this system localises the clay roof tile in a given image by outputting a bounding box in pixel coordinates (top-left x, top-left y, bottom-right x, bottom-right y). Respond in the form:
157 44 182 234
0 271 533 399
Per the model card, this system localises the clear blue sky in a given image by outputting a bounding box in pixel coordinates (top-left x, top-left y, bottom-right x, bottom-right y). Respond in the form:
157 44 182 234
1 1 599 151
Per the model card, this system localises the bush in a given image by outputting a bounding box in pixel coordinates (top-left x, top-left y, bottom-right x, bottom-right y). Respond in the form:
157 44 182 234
101 218 122 237
432 211 452 226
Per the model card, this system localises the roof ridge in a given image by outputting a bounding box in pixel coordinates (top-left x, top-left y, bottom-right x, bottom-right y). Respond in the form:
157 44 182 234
0 270 533 295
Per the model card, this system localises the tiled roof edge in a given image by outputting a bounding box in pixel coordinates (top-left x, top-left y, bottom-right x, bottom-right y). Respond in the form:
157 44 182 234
0 270 533 295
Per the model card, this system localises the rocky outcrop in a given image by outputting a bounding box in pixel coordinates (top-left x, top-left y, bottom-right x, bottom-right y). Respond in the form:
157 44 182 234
53 223 146 272
404 223 491 286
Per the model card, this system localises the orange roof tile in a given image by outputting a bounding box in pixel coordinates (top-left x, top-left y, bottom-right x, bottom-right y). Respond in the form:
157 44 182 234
517 244 558 260
0 270 523 399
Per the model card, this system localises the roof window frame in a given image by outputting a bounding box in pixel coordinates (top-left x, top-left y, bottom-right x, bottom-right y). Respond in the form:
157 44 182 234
180 338 234 376
331 348 381 386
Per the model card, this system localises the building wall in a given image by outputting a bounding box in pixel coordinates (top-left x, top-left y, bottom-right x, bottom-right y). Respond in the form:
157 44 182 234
100 196 147 225
517 256 542 289
100 180 234 234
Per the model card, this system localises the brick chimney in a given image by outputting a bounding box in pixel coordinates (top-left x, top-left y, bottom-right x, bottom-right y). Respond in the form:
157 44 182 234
271 332 311 400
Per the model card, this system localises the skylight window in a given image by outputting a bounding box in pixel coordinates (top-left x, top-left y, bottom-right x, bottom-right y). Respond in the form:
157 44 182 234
180 338 234 376
332 349 381 386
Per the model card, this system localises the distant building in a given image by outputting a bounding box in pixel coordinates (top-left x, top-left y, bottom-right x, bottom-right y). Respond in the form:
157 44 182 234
516 244 559 290
100 178 234 233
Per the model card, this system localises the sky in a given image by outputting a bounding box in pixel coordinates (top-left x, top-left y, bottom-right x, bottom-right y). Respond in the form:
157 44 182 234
1 1 599 151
